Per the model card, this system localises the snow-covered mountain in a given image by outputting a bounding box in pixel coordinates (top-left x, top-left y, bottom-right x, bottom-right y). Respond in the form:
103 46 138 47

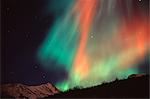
1 83 60 98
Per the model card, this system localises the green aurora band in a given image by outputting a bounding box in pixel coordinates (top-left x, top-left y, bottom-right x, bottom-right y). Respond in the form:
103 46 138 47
37 0 149 91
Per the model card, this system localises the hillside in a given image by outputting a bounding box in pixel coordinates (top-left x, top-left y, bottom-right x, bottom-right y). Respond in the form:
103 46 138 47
1 83 59 98
48 74 149 98
1 74 149 98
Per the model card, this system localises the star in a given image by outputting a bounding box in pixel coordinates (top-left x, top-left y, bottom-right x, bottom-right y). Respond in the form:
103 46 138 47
139 0 142 2
7 30 10 33
91 35 93 38
34 15 38 20
42 75 46 79
34 65 38 69
7 8 10 11
10 71 14 75
26 32 31 39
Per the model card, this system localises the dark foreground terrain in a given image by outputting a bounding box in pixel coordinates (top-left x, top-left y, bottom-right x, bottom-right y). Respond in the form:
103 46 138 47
48 74 149 98
1 74 149 98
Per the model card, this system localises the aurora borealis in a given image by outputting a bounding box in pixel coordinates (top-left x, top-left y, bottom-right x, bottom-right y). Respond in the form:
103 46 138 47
37 0 149 91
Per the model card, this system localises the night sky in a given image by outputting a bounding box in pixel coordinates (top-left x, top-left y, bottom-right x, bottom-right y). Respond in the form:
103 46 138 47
2 0 66 84
1 0 149 91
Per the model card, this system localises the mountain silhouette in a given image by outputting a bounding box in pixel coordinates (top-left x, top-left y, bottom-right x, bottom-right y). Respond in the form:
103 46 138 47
1 74 149 98
48 74 149 98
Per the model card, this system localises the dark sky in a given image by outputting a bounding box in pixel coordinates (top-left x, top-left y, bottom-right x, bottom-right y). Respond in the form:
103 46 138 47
1 0 149 85
1 0 68 85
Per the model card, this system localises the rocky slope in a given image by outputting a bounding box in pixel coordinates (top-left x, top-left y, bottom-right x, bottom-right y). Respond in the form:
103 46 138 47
1 83 59 98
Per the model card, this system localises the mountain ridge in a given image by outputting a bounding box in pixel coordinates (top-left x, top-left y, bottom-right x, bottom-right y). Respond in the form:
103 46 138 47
1 82 59 98
48 74 149 98
1 74 149 98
